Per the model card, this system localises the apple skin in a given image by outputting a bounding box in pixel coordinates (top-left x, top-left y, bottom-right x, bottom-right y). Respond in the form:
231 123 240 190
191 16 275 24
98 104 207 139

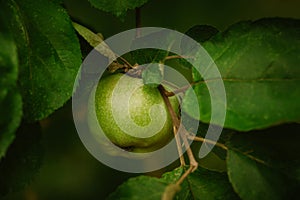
92 73 179 153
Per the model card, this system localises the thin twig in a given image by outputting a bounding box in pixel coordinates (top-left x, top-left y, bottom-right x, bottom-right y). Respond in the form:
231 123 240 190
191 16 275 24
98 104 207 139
173 125 185 166
180 127 198 172
161 80 180 90
164 55 194 61
187 135 228 151
165 82 199 97
161 165 194 200
158 85 185 166
165 85 191 97
159 84 200 199
158 85 180 129
118 56 133 69
176 165 194 186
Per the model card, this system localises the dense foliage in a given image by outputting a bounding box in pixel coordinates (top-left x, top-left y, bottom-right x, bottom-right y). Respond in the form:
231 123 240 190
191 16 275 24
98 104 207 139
0 0 299 199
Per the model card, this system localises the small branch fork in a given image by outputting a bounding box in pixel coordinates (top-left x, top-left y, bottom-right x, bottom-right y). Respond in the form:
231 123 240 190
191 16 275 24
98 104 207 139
159 85 228 200
158 85 198 200
159 85 198 200
158 85 199 170
158 85 186 166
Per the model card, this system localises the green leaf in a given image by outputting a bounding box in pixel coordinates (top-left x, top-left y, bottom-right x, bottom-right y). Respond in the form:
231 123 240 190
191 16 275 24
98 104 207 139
185 25 219 44
1 0 82 121
72 22 116 62
161 167 189 200
196 151 227 172
183 167 239 200
178 25 219 69
88 0 149 17
226 124 300 200
72 22 104 48
130 48 170 67
182 113 231 165
107 166 239 199
0 123 43 196
183 18 300 131
0 20 22 159
130 31 172 65
141 63 163 87
0 90 21 159
107 176 169 200
130 30 174 85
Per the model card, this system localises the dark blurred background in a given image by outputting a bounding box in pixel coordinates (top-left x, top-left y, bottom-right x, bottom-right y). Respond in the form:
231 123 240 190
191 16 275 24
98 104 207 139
2 0 300 199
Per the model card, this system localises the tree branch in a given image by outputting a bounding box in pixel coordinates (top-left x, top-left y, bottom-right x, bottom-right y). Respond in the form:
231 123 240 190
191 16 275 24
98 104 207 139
186 135 228 151
164 55 193 61
158 85 185 166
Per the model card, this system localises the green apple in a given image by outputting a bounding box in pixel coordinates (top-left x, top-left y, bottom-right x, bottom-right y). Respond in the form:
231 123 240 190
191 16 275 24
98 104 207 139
91 73 179 153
